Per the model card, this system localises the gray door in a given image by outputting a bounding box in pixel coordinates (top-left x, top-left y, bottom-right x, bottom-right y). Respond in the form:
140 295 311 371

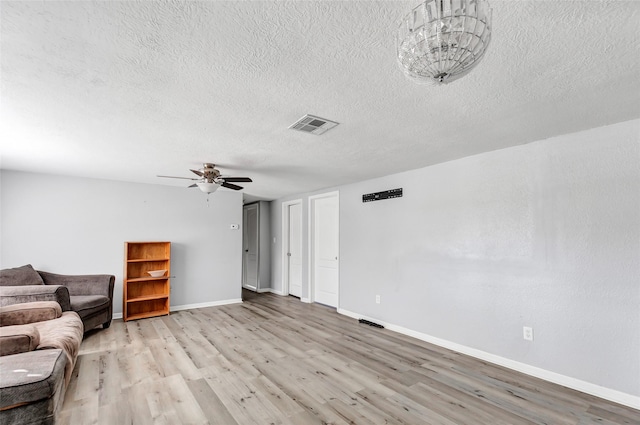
242 203 259 291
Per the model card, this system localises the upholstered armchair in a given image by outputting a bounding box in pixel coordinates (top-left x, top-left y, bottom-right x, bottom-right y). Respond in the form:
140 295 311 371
0 264 115 331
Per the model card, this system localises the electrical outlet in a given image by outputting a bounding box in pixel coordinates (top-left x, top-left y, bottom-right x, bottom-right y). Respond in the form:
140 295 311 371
375 295 380 304
523 326 533 341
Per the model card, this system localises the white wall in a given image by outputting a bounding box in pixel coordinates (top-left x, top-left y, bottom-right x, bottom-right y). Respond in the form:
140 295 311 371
270 119 640 404
1 171 244 313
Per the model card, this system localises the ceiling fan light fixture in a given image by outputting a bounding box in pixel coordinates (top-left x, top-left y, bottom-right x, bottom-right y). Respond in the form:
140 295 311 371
196 182 221 193
397 0 492 85
158 163 252 193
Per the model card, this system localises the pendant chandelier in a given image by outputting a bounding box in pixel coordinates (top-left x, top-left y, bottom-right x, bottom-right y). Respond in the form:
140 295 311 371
397 0 492 85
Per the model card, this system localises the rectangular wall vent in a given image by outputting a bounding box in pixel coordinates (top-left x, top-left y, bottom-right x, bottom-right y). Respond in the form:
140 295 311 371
289 114 339 135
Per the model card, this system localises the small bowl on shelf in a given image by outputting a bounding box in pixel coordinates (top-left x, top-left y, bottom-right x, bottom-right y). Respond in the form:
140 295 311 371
147 270 167 278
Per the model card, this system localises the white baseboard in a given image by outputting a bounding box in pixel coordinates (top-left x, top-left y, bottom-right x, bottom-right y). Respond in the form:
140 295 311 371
337 308 640 410
112 298 242 321
259 287 309 299
257 287 287 295
171 299 242 312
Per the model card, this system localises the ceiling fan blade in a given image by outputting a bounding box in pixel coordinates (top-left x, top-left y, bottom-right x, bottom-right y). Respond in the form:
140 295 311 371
221 182 243 191
190 169 204 177
157 175 199 180
221 177 252 182
188 184 198 188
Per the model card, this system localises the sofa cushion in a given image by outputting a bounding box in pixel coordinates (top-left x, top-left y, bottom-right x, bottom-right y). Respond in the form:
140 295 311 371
0 265 45 287
0 324 40 356
0 348 66 410
0 301 62 326
70 295 109 319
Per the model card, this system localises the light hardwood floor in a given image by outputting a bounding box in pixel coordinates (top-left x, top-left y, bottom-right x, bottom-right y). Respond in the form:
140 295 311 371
59 291 640 424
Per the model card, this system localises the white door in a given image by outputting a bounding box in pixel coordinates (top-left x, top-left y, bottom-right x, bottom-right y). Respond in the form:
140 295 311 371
286 202 303 297
242 203 259 291
312 193 339 307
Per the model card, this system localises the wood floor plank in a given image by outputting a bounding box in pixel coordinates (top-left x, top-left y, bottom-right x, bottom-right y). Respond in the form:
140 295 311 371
250 374 306 418
117 346 161 389
204 369 283 424
326 398 380 425
410 379 537 425
187 378 240 425
125 384 154 425
153 374 208 425
98 402 133 425
97 350 121 407
357 387 440 425
56 410 72 425
151 316 178 343
64 291 640 424
68 393 99 425
419 360 579 425
73 352 100 402
586 404 640 424
148 339 202 381
407 380 527 425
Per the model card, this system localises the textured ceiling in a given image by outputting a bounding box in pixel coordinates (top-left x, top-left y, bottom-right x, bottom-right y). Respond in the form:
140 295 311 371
1 1 639 200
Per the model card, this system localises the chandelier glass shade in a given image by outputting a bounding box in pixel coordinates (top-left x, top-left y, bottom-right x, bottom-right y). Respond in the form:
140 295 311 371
196 182 221 193
397 0 492 85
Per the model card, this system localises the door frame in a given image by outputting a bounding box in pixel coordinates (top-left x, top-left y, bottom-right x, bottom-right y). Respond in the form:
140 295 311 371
308 191 339 306
281 199 302 297
242 202 259 291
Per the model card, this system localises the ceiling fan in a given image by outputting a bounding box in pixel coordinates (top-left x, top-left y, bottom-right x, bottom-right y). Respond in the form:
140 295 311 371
158 163 252 193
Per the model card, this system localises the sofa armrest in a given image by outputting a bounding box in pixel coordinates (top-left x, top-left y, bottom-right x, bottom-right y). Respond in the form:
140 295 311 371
0 324 40 356
0 301 62 326
0 285 71 312
39 271 115 299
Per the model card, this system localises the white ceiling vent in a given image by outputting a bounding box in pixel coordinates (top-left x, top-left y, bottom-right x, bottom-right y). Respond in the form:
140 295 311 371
289 114 339 135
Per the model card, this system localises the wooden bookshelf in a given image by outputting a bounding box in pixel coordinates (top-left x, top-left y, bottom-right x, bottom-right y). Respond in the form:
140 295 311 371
123 241 171 321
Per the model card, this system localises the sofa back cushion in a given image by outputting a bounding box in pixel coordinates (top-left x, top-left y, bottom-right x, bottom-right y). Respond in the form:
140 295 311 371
0 265 45 286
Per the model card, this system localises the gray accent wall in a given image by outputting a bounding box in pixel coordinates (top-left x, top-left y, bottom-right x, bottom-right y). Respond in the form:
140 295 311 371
270 119 640 397
0 171 243 313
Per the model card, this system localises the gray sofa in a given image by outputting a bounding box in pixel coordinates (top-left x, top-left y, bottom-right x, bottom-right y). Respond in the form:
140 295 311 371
0 301 83 425
0 264 115 332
